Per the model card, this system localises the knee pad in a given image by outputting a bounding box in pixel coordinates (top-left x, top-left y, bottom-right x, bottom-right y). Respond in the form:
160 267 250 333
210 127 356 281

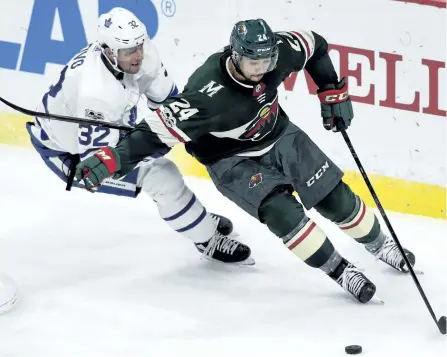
314 180 357 223
259 186 305 237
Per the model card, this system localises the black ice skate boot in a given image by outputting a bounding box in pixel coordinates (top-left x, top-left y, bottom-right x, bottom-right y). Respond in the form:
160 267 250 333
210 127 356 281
369 235 416 273
195 231 255 266
329 258 376 303
209 213 234 236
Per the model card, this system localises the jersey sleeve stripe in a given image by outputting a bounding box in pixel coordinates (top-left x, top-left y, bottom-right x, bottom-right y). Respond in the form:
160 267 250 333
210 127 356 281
155 108 190 143
291 31 310 61
290 30 315 65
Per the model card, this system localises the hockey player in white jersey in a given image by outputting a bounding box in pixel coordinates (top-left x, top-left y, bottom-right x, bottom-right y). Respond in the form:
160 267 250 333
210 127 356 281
26 7 253 266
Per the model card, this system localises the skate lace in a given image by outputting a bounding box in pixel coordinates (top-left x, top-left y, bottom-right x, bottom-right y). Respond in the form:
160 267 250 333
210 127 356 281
202 233 239 258
337 264 366 297
374 237 403 269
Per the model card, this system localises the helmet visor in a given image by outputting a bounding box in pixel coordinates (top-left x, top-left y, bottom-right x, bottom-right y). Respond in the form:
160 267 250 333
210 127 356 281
238 51 278 74
117 43 144 58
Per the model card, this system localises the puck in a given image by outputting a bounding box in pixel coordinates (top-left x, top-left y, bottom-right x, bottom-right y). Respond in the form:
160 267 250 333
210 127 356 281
345 345 362 354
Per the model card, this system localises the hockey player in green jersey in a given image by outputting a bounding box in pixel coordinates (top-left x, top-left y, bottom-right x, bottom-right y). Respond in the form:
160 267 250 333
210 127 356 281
75 19 416 303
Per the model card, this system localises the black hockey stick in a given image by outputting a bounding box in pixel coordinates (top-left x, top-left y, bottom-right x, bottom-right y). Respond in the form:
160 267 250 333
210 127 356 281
0 96 132 132
339 126 446 335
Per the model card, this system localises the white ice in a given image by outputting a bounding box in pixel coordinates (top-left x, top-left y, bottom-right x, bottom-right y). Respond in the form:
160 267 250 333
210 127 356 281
0 144 446 357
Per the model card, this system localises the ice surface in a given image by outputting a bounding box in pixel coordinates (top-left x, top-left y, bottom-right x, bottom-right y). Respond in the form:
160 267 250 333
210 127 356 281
0 145 445 357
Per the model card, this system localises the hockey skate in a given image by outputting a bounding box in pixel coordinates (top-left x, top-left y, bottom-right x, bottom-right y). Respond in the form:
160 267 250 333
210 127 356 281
370 235 416 273
329 258 376 303
210 213 234 236
195 231 255 266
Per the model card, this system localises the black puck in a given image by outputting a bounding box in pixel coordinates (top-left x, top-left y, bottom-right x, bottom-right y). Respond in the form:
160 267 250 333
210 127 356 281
345 345 362 354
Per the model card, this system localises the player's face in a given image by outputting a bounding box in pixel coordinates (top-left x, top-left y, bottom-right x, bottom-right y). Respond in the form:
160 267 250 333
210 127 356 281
239 56 272 82
117 44 144 74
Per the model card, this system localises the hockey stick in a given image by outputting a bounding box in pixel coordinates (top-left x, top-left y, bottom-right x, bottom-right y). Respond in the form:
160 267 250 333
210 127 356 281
0 96 133 192
0 96 132 132
339 126 446 335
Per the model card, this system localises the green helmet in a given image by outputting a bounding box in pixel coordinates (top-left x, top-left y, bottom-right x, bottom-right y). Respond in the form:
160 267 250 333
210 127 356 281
230 18 278 72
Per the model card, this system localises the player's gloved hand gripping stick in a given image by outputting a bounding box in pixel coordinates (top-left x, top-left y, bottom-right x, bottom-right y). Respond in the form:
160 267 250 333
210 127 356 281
74 147 121 192
0 96 131 192
317 77 353 132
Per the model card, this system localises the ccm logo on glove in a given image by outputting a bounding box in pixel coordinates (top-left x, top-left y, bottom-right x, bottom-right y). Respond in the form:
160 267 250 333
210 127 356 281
320 91 349 103
317 77 354 132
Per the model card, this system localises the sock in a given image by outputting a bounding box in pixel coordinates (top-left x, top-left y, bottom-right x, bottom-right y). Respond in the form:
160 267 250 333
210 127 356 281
282 216 340 270
336 196 386 253
155 186 217 244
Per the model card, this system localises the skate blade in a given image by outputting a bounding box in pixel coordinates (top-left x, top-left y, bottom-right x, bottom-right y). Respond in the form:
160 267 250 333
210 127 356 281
401 268 424 275
229 231 240 238
370 294 385 305
379 259 423 275
238 256 256 266
202 255 256 266
0 292 19 315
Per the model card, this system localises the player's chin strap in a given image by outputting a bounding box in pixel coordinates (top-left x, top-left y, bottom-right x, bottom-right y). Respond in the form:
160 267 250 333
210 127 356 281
230 55 248 80
230 54 262 86
100 53 125 80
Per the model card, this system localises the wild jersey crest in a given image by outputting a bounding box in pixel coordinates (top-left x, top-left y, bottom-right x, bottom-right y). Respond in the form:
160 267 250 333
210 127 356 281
239 95 279 141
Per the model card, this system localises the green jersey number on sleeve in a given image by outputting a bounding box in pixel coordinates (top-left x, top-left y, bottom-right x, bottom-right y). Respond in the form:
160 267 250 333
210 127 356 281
159 98 199 126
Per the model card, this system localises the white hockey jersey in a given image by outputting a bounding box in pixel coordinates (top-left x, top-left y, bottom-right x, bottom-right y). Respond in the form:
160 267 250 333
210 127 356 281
29 40 177 158
27 40 177 197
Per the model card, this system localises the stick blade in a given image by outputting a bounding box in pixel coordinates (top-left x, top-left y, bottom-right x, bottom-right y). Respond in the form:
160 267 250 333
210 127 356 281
438 316 446 335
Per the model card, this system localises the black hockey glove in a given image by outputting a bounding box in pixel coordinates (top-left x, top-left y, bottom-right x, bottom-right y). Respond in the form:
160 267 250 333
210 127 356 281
317 77 354 132
75 147 121 192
